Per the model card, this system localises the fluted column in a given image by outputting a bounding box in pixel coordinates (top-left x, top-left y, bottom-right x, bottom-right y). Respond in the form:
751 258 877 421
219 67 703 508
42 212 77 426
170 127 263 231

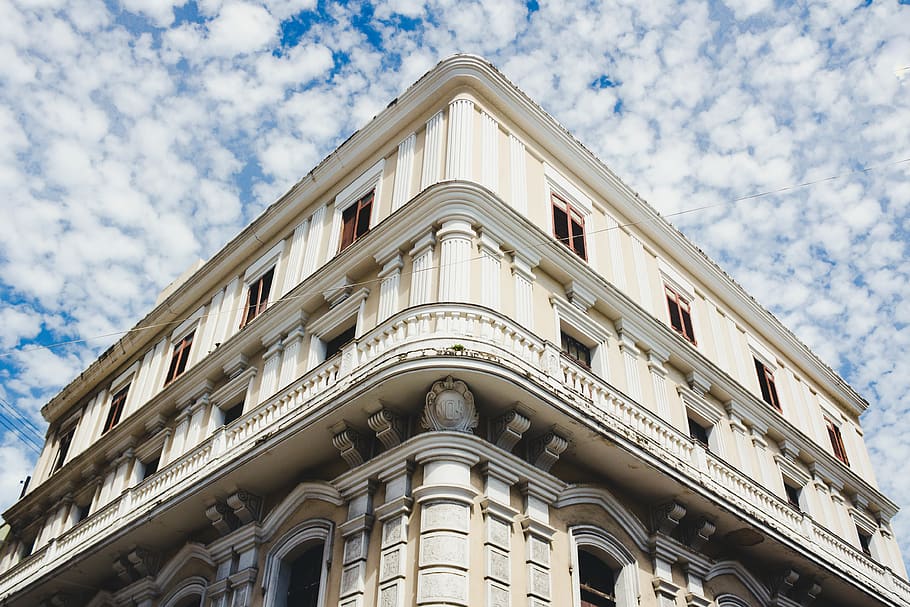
279 319 307 389
409 231 436 307
616 325 643 402
301 205 326 281
646 348 671 420
478 230 502 311
421 111 444 189
377 253 404 322
511 252 535 328
258 335 284 403
446 99 474 180
392 133 416 211
724 401 758 478
750 423 780 492
605 215 627 290
374 461 413 607
480 112 499 193
437 219 474 302
509 134 528 215
281 218 310 296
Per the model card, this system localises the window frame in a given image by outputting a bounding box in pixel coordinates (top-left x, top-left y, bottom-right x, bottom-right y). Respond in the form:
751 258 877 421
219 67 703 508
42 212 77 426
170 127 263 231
240 266 275 328
551 193 588 260
561 330 593 369
664 284 696 344
262 519 334 607
165 330 196 386
569 525 638 607
338 190 374 252
687 416 710 449
51 425 76 473
753 357 781 412
826 418 850 466
102 383 130 434
327 158 384 255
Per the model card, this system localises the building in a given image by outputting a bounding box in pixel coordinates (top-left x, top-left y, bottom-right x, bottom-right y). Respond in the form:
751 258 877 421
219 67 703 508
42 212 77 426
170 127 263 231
0 54 907 607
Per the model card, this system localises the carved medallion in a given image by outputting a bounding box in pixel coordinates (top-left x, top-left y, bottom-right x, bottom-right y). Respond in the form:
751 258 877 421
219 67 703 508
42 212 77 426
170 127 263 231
421 376 478 433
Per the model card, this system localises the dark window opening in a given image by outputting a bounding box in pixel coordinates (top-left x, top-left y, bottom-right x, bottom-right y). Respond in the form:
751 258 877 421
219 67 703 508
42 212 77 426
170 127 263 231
222 402 244 426
287 543 324 607
687 418 710 448
754 358 781 412
665 286 696 344
52 427 75 472
827 419 850 466
552 195 587 260
103 384 130 434
784 483 802 511
561 331 592 368
20 535 35 558
578 549 616 607
241 267 275 328
339 191 374 251
858 528 873 557
142 456 160 480
325 325 356 359
74 503 90 523
165 331 195 385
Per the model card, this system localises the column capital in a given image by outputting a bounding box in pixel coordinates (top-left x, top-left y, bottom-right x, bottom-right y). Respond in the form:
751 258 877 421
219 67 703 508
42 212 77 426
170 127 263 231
408 229 436 257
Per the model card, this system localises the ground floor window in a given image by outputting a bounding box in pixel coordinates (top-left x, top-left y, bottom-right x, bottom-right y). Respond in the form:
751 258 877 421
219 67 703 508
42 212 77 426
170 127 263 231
578 548 617 607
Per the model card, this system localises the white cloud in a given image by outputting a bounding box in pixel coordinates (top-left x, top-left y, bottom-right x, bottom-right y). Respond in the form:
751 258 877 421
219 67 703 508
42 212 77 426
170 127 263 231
206 2 278 57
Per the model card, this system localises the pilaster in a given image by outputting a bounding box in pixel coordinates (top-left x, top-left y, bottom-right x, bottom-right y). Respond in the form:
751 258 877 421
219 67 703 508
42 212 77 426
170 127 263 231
408 231 436 307
437 219 474 303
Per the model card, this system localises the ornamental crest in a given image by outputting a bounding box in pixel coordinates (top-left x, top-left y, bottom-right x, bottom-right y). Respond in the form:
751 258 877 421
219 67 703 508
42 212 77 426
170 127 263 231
421 376 478 433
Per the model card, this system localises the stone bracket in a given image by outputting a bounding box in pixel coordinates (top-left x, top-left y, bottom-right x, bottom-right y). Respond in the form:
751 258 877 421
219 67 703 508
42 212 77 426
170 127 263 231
652 500 687 535
332 425 368 468
493 408 531 452
528 431 568 472
368 408 405 450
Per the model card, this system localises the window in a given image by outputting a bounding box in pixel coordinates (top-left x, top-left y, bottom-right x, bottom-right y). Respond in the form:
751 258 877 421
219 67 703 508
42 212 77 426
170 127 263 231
687 417 710 449
286 543 324 607
339 191 373 251
857 527 873 557
263 520 332 607
784 482 802 511
561 331 592 369
222 402 244 426
240 267 274 328
142 456 160 480
74 503 90 524
578 549 616 607
552 194 587 260
665 285 696 344
165 331 195 385
826 419 850 466
103 384 129 434
753 358 781 412
52 427 75 472
325 325 356 359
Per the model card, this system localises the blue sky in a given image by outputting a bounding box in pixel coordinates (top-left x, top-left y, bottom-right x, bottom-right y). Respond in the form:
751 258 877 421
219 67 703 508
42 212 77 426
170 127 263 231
0 0 909 570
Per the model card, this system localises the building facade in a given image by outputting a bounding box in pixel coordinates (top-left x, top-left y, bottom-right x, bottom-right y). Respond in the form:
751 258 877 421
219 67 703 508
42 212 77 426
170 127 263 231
0 55 907 607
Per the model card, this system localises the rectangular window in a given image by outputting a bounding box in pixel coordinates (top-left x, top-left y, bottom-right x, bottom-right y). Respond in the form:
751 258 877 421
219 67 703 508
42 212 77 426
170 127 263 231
103 384 129 434
165 331 195 385
52 427 75 472
561 331 592 369
240 267 274 328
552 194 587 260
339 191 374 251
687 417 710 448
826 419 850 466
784 482 802 511
142 456 160 480
74 503 90 524
325 325 357 359
857 527 873 557
222 402 244 426
665 285 696 344
754 358 781 412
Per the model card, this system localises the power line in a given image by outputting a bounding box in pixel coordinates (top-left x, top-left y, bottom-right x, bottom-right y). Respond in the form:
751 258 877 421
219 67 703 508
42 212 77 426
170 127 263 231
0 414 42 455
0 398 44 444
0 155 908 358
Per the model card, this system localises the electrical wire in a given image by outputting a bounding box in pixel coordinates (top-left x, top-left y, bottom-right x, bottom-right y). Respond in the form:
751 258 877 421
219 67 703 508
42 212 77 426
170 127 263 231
0 398 44 444
0 414 42 454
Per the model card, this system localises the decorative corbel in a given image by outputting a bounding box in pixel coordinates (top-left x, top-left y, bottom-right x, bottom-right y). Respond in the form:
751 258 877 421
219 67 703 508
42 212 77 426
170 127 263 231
771 569 800 600
367 408 405 450
226 490 262 525
493 408 531 452
332 423 368 468
794 577 822 605
528 431 568 472
652 500 687 535
682 517 716 552
127 547 160 578
206 502 239 535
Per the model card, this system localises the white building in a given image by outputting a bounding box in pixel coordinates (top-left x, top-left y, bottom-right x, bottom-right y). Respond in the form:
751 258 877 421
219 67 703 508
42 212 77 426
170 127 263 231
0 55 907 607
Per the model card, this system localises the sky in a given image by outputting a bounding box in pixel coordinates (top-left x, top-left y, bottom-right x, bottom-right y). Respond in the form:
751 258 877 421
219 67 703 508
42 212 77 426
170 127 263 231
0 0 909 573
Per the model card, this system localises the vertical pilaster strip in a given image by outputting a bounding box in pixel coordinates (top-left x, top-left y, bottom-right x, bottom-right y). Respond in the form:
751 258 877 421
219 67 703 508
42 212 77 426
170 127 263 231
281 218 310 296
392 133 416 211
258 337 284 403
214 280 242 347
413 449 479 606
605 215 627 290
509 134 528 214
279 318 307 389
339 481 376 607
617 329 643 402
302 205 326 281
481 112 499 193
750 425 775 490
375 461 413 607
647 349 671 420
478 231 502 311
631 235 653 312
520 481 557 607
446 99 474 181
421 111 444 189
377 253 404 322
409 231 436 307
482 463 519 607
437 219 474 302
511 253 535 327
725 402 756 478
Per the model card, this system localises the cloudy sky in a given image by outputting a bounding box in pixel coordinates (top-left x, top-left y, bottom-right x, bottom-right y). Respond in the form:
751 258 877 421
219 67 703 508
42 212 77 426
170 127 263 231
1 0 909 569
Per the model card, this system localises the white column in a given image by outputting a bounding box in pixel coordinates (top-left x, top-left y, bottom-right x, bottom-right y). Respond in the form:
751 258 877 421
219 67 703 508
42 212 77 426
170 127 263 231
478 230 502 311
377 253 404 322
511 252 535 327
724 402 757 478
409 231 436 307
631 235 653 312
605 215 627 291
617 328 642 402
279 321 307 389
446 98 474 181
421 111 444 189
749 424 779 492
281 218 310 296
392 133 416 211
437 219 474 302
258 336 284 404
301 205 326 281
509 134 527 215
647 348 671 420
480 112 499 193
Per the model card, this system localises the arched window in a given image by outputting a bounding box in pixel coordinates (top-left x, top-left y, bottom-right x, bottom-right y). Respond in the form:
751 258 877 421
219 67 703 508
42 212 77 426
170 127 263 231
262 519 333 607
570 525 639 607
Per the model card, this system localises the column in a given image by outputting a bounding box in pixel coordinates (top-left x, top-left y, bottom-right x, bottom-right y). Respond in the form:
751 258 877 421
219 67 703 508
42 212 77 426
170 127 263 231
437 219 474 302
749 422 779 492
520 481 558 607
480 112 499 193
374 461 413 607
421 111 444 189
481 462 519 607
511 252 535 327
184 397 209 450
446 99 474 180
631 235 654 312
509 134 527 215
605 215 627 291
301 205 326 281
377 253 404 323
338 481 375 607
478 231 502 311
392 133 416 211
258 335 284 404
413 448 479 606
646 347 671 420
409 231 436 307
281 218 310 296
724 401 757 478
829 484 857 544
279 318 307 389
616 325 642 402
